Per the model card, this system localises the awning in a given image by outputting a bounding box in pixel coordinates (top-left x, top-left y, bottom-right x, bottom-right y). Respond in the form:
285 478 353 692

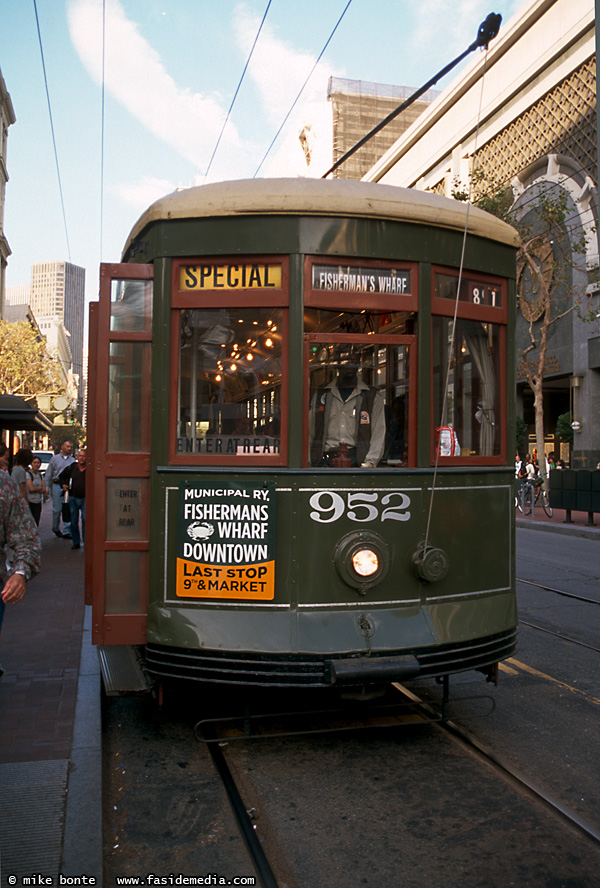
0 394 54 434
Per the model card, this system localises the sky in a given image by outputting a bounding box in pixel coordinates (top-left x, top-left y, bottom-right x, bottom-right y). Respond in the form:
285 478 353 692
0 0 525 308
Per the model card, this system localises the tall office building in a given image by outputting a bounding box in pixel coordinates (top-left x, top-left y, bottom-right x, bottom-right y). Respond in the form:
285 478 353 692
29 261 85 410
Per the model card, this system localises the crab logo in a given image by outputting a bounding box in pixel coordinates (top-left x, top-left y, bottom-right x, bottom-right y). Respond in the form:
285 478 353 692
187 521 215 541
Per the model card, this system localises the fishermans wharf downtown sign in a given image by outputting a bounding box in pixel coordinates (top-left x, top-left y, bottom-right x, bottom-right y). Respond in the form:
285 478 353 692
176 481 276 600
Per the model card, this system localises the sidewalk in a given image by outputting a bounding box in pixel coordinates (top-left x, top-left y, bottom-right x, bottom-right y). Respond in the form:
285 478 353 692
516 505 600 539
0 505 102 884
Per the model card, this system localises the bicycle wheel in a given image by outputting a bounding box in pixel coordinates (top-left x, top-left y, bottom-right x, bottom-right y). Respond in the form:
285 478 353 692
541 489 553 517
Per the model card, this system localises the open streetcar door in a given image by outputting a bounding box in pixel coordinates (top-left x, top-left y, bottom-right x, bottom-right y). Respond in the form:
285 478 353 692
87 263 153 645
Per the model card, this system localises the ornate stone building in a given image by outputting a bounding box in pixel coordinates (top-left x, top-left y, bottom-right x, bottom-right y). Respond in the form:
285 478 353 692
365 0 598 468
0 67 16 319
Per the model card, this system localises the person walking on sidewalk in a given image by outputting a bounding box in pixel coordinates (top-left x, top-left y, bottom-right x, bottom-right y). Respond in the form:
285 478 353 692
45 440 75 538
59 449 86 550
26 455 47 526
0 471 41 677
11 448 33 502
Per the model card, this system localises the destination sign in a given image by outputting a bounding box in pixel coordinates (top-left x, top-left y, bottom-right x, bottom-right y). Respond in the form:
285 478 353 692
180 263 282 291
436 273 502 308
312 265 411 295
176 481 275 601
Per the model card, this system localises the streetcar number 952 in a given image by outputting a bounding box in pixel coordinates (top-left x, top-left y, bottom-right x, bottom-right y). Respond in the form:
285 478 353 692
309 491 411 524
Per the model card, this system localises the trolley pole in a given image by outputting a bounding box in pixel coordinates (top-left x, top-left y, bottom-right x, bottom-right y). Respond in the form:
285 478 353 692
322 12 502 179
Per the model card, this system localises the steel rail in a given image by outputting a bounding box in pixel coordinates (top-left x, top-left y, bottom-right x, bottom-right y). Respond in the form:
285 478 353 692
517 577 600 606
392 682 600 846
197 724 279 888
519 619 600 654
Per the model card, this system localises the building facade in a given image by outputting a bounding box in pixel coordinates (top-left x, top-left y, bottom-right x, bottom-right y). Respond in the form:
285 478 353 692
294 77 437 180
9 261 85 415
0 68 16 320
324 78 438 180
365 0 598 468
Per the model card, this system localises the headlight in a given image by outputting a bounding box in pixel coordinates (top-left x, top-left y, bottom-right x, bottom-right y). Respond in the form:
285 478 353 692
351 548 379 577
334 532 389 593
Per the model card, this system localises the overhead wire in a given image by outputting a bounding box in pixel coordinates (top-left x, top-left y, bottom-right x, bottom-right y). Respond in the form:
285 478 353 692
253 0 353 178
203 0 273 183
33 0 71 263
423 37 492 557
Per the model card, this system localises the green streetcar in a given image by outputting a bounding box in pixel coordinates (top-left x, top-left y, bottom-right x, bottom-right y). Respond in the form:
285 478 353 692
86 178 519 691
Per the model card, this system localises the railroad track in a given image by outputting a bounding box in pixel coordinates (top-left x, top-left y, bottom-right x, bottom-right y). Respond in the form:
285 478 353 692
391 682 600 847
516 576 600 651
193 677 600 887
516 576 600 606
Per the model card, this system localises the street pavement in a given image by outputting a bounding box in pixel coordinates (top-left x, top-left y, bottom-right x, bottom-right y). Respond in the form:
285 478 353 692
0 495 596 885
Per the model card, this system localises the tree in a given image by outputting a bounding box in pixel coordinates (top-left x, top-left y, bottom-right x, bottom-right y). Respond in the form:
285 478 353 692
555 412 574 446
515 416 529 456
0 320 66 400
457 169 596 478
50 421 86 451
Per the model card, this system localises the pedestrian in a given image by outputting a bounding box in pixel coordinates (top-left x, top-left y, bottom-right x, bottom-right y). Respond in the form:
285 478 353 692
26 455 47 526
517 454 530 482
0 471 41 678
45 440 75 538
59 449 86 550
0 444 8 473
11 448 33 503
525 455 537 481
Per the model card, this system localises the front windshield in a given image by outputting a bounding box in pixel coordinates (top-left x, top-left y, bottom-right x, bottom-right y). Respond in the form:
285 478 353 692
306 308 413 468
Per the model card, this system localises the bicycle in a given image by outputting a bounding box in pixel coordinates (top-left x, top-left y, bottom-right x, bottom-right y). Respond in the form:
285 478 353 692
515 474 553 517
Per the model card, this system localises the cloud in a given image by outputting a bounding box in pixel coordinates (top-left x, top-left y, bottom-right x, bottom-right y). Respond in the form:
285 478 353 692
67 0 242 169
112 176 179 210
232 2 341 176
233 3 336 124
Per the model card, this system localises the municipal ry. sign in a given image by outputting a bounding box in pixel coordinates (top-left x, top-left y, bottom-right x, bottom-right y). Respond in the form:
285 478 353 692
176 481 275 600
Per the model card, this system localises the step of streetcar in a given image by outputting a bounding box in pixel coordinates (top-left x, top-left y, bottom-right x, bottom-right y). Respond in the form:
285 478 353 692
98 645 152 696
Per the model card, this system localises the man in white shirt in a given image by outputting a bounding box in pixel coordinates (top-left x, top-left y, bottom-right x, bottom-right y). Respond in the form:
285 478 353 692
45 440 76 538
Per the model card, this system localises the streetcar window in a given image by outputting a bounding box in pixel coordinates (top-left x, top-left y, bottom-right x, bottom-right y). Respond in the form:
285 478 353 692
306 308 412 468
432 318 501 457
176 308 283 458
108 342 151 452
304 308 413 335
110 279 153 332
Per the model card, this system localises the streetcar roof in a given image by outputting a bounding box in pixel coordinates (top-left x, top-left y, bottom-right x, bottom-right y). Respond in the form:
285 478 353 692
123 177 520 257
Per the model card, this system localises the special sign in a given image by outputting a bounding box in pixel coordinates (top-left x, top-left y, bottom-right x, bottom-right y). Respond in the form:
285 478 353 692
176 481 275 600
180 263 282 291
